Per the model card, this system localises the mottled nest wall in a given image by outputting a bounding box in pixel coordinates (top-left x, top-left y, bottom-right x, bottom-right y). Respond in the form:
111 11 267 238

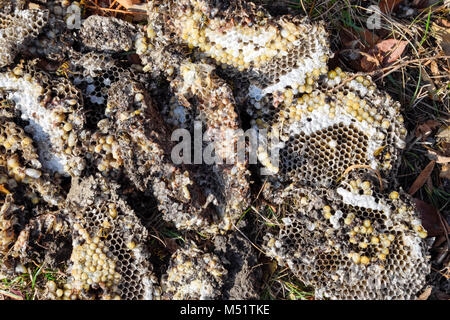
0 0 432 300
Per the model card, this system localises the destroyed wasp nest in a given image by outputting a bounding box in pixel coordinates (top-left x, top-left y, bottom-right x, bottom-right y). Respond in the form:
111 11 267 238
0 61 86 177
264 175 430 300
65 176 161 300
253 67 429 299
146 0 330 98
0 8 48 67
250 68 408 198
0 0 431 300
162 241 227 300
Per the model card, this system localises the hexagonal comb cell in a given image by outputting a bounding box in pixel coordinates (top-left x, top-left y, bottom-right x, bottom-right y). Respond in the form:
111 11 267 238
264 179 430 300
65 175 161 300
0 61 86 177
161 241 227 300
251 69 407 201
144 0 330 99
0 9 48 67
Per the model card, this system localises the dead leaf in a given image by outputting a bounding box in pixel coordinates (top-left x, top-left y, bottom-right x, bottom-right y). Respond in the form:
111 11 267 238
359 51 381 72
440 163 450 180
339 27 381 72
357 29 380 48
427 149 450 164
417 286 432 300
431 22 450 64
408 160 436 195
439 19 450 28
414 199 449 237
116 0 141 9
379 0 404 14
430 60 440 76
415 119 441 140
375 39 408 65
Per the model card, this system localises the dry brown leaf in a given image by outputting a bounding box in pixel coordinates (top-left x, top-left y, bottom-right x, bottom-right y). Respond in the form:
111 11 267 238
359 51 381 72
408 160 436 195
431 22 450 63
116 0 141 10
440 19 450 28
415 119 441 139
357 29 380 48
427 149 450 164
375 39 408 65
417 286 433 300
379 0 404 14
430 60 440 76
414 199 448 237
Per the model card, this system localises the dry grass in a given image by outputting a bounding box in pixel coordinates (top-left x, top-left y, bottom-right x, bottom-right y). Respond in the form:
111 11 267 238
251 0 449 300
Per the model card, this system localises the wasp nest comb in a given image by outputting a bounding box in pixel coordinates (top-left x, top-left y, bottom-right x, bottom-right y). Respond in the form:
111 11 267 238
0 61 86 177
147 0 330 100
0 105 64 206
65 175 161 300
134 19 251 234
0 9 48 67
264 174 430 300
166 62 251 233
162 241 227 300
251 68 407 202
80 15 137 53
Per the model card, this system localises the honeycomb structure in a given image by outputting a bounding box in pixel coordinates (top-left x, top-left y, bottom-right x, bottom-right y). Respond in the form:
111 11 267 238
161 227 261 300
97 77 222 235
162 241 227 300
0 9 49 67
71 53 138 129
0 62 86 177
81 15 137 53
250 68 407 201
0 194 21 255
147 0 330 99
0 1 432 301
264 174 430 300
0 112 64 206
26 1 81 61
168 62 251 233
0 0 26 13
65 176 161 300
133 15 252 234
45 281 84 300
